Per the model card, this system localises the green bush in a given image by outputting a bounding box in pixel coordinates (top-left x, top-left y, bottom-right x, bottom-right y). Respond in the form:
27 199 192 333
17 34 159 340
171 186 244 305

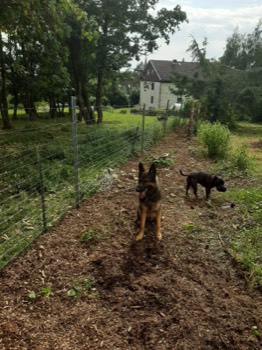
197 121 231 159
119 109 127 114
146 109 165 116
130 107 141 114
232 144 253 172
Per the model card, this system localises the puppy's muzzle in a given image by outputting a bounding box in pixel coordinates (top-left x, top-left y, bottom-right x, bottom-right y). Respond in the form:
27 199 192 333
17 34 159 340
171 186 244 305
136 186 147 199
217 185 227 192
136 185 144 193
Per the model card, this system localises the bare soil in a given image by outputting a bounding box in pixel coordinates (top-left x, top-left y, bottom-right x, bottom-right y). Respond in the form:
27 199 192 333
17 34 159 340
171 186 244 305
0 127 261 350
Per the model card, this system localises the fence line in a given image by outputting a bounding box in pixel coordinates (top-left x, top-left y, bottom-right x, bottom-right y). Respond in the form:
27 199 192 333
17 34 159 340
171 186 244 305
0 100 181 269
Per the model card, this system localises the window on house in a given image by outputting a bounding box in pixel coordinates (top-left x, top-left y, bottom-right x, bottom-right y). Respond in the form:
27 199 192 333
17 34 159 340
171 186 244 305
151 83 154 90
150 96 154 103
177 97 182 103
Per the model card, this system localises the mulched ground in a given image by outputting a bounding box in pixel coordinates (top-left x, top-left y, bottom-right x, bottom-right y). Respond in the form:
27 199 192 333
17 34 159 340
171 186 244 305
0 126 261 350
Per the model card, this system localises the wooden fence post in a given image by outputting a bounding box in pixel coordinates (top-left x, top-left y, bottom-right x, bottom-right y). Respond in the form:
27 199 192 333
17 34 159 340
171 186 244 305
187 99 195 137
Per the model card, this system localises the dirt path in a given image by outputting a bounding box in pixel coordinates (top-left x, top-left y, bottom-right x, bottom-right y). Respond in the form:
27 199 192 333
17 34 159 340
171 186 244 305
0 127 261 350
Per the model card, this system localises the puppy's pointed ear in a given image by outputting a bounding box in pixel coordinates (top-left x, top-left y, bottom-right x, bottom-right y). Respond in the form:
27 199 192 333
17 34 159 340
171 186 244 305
139 162 145 176
148 163 157 181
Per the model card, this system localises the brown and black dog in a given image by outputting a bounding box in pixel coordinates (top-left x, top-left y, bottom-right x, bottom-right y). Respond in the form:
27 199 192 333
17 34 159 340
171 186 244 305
180 170 226 200
135 162 162 240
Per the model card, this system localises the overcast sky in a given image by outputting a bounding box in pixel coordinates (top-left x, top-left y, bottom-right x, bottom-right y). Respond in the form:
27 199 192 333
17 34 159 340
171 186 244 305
139 0 262 64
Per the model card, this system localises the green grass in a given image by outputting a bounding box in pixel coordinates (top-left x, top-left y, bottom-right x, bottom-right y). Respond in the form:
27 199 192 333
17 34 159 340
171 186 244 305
226 187 262 287
197 121 262 287
206 122 262 288
231 122 262 176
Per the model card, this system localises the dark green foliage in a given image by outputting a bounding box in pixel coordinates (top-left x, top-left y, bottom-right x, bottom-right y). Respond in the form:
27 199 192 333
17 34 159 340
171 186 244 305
129 88 140 105
177 23 262 126
107 90 129 107
220 21 262 122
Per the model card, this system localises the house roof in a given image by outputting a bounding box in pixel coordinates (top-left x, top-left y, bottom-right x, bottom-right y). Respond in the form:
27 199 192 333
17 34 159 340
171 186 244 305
142 60 202 82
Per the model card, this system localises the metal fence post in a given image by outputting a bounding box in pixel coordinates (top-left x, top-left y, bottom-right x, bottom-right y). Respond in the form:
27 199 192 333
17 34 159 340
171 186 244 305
71 96 80 208
141 104 145 152
36 146 47 233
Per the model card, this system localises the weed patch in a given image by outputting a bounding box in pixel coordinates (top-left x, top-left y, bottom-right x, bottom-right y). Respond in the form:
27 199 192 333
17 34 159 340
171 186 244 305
68 275 97 298
197 121 231 159
80 227 106 243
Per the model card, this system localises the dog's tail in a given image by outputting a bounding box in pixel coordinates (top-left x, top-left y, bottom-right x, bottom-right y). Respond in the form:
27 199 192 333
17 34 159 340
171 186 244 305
180 169 189 177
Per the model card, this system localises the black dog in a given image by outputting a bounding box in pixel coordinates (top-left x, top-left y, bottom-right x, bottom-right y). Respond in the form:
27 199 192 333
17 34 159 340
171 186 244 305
180 170 226 200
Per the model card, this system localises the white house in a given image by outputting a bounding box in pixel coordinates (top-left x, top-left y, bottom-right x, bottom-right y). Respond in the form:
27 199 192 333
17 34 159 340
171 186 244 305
139 59 201 110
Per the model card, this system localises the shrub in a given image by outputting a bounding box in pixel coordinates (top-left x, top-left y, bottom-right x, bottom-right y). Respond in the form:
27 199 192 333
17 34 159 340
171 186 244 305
119 109 127 114
197 121 231 159
130 106 141 114
146 109 165 117
232 144 253 172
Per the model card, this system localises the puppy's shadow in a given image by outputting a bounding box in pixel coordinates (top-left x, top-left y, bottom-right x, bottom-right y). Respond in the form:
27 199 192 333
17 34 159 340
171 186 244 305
122 233 165 280
183 189 218 207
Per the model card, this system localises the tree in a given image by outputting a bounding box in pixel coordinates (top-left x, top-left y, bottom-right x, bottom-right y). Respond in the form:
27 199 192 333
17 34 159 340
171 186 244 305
0 32 12 129
221 20 262 69
0 0 22 129
0 0 188 128
220 20 262 121
173 27 262 127
0 0 75 127
82 0 188 123
66 1 98 124
170 36 208 134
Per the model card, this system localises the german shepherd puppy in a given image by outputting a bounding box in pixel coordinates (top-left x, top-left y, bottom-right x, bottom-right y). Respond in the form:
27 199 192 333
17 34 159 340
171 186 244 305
180 170 226 200
135 162 162 240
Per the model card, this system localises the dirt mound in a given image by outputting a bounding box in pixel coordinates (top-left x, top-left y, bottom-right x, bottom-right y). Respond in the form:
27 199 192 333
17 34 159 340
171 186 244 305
0 128 261 350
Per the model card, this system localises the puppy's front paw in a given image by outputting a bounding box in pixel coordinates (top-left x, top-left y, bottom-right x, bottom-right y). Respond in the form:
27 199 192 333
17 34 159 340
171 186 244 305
156 231 162 240
135 231 144 241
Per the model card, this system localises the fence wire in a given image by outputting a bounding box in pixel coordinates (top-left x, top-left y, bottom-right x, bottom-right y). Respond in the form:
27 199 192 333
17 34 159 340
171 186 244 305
0 102 179 269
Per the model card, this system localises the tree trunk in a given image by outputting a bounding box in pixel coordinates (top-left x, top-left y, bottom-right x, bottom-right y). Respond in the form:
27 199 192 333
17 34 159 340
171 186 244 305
96 67 103 124
0 31 12 129
82 84 95 124
204 105 207 120
56 103 64 118
24 91 38 120
68 34 94 126
49 100 57 118
12 90 19 120
196 101 201 123
76 80 96 125
77 81 88 124
187 99 194 138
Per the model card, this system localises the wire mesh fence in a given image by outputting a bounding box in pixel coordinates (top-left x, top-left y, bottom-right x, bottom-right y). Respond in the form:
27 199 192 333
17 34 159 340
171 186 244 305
0 99 181 269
